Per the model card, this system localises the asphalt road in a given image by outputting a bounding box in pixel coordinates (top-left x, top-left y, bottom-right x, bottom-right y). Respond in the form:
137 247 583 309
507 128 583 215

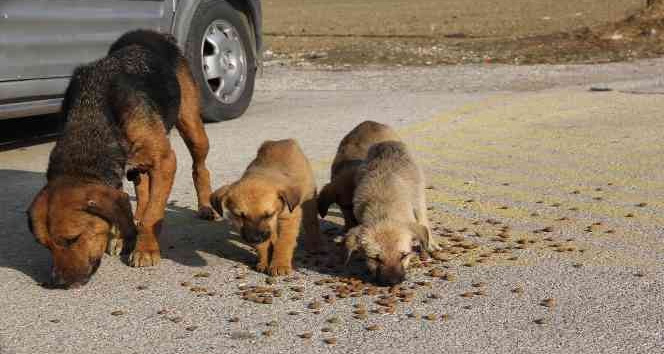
1 59 664 353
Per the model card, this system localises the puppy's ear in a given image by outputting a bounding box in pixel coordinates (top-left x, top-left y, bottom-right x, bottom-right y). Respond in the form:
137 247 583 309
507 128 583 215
409 222 431 251
317 183 335 218
82 185 137 241
344 226 364 266
279 185 302 213
210 184 231 216
27 187 50 244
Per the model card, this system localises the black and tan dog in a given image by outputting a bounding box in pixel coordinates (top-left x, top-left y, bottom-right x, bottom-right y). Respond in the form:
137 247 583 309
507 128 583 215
317 121 400 230
26 30 215 288
210 139 322 276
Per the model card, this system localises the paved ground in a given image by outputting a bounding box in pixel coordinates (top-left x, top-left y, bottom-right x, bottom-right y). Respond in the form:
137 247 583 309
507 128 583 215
1 60 664 353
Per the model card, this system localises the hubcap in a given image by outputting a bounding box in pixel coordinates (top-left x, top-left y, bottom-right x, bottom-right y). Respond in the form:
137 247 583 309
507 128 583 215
201 20 247 105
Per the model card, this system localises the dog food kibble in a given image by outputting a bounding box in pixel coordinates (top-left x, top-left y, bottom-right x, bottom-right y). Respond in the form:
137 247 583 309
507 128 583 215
366 324 381 331
193 272 210 278
262 330 273 337
180 281 191 287
170 317 183 323
157 309 168 315
321 327 333 333
323 337 338 345
634 272 645 277
230 331 257 340
229 316 240 323
49 319 60 323
308 301 322 310
136 285 148 290
291 286 304 293
533 318 547 325
625 213 635 218
299 332 313 339
636 202 648 207
540 298 556 308
327 316 341 324
185 325 198 332
110 310 125 316
512 286 524 294
460 292 474 298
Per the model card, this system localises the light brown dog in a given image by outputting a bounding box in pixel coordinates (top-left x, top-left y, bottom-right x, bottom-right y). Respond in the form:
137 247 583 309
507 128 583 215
345 141 439 286
318 121 400 230
210 139 322 276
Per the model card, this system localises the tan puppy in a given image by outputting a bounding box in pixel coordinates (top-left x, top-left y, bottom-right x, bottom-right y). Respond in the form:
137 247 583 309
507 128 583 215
318 121 400 230
345 141 439 285
210 139 322 276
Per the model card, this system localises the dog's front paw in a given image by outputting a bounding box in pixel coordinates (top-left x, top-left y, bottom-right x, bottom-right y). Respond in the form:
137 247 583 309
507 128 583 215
106 238 124 256
255 261 270 274
426 236 442 252
196 206 216 221
268 264 292 276
129 237 161 267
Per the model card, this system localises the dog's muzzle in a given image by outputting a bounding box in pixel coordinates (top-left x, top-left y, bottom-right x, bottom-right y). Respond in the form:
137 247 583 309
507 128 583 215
241 227 270 244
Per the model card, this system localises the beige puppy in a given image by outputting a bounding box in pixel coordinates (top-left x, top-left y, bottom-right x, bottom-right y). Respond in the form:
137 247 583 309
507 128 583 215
318 121 400 230
345 140 439 285
210 139 321 276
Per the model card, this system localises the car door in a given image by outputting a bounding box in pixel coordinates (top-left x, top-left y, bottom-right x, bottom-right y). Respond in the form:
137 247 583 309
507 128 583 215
0 0 173 104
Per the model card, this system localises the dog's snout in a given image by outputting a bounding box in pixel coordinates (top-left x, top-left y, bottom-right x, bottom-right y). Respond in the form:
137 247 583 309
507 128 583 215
375 266 406 286
241 227 270 244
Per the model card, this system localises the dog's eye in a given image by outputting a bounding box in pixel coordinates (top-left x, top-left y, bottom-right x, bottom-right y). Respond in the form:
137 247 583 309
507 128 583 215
263 212 274 219
232 210 246 219
56 235 81 248
368 255 382 263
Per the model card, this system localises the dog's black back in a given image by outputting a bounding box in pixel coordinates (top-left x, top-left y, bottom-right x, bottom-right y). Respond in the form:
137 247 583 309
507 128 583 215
48 30 184 188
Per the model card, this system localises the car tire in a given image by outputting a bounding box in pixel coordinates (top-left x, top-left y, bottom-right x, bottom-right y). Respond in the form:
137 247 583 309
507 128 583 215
185 0 256 122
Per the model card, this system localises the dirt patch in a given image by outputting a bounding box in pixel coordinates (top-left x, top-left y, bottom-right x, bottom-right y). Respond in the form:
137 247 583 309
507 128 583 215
263 0 664 66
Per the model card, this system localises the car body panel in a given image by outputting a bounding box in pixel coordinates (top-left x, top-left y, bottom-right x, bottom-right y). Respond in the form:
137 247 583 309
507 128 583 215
0 0 261 120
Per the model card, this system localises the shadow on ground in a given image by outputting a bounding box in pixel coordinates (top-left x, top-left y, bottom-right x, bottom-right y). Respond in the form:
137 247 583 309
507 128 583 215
0 169 356 285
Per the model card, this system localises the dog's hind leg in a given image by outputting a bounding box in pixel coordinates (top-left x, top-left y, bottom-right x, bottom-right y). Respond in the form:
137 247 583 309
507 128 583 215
175 61 215 220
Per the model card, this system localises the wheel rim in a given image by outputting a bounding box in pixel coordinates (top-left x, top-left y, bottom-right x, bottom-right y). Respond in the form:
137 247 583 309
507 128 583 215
201 20 247 105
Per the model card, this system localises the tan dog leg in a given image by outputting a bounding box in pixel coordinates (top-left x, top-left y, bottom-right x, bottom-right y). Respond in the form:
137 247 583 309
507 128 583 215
176 62 215 220
106 225 124 256
301 197 323 253
270 213 301 276
133 172 150 222
254 240 272 274
414 198 439 252
129 149 177 267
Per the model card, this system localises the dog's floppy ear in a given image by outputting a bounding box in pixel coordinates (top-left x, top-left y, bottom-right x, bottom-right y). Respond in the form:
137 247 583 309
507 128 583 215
210 184 231 216
409 222 431 251
82 185 137 240
279 185 302 213
27 187 50 244
317 183 335 218
344 226 364 266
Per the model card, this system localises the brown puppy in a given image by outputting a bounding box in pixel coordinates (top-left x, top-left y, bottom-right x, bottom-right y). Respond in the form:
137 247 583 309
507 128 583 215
318 121 400 230
210 139 322 276
26 30 215 288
